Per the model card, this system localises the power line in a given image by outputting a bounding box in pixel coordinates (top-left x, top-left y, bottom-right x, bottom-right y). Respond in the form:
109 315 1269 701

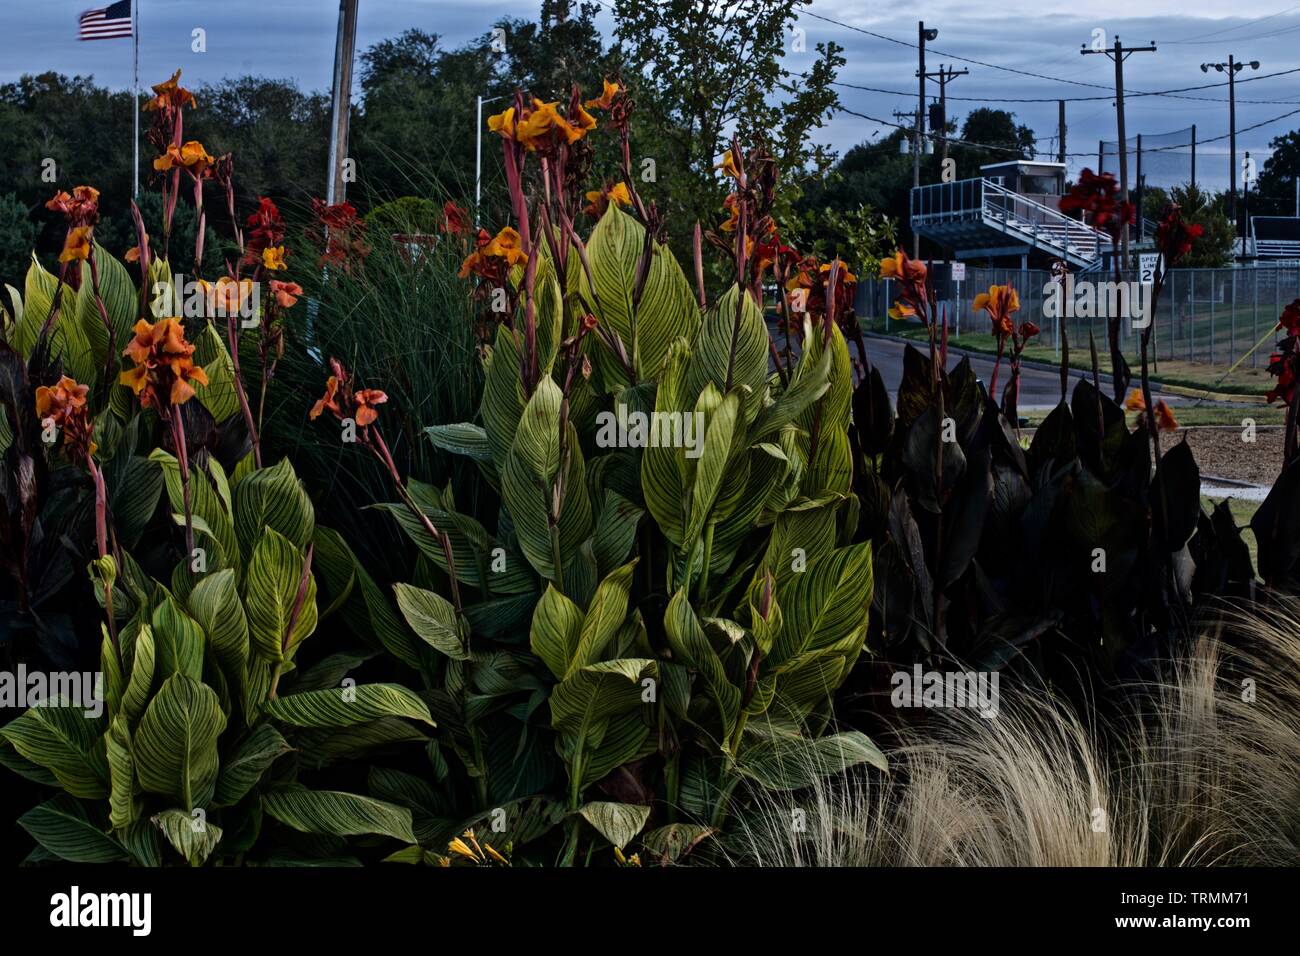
804 10 1300 104
830 71 1300 106
833 102 1300 159
1166 4 1300 44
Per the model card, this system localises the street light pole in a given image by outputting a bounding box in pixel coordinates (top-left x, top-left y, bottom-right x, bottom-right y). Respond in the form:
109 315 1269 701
1201 56 1260 239
475 93 510 228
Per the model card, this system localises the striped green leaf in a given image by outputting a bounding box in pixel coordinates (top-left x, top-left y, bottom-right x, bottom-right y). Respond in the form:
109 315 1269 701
392 583 469 660
132 674 226 811
663 588 740 746
187 569 249 716
263 683 433 728
18 795 126 863
688 283 770 425
262 787 417 843
529 583 584 681
193 322 239 423
233 458 315 563
152 807 223 866
214 722 291 807
737 731 887 790
578 800 651 850
244 527 318 664
0 703 108 799
106 716 138 830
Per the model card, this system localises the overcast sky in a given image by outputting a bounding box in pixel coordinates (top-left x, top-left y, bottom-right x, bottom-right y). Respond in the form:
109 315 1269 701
5 2 1300 196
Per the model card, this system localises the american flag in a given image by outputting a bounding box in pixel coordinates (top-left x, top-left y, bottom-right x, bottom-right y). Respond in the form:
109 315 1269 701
79 1 133 41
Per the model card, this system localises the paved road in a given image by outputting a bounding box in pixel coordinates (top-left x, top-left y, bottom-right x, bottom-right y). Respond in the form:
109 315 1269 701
862 333 1101 410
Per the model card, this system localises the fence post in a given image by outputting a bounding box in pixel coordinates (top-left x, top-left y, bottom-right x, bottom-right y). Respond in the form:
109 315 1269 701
1253 268 1259 369
1210 270 1216 366
1230 267 1237 366
1168 267 1175 365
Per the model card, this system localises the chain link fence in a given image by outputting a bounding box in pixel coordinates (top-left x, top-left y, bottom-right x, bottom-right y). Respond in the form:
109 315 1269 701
859 265 1300 369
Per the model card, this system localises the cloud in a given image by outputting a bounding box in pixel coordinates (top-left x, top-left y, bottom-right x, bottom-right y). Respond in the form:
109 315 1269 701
3 1 1294 191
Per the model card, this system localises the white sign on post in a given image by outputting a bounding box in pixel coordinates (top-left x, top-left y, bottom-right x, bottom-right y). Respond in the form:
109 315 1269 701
1138 253 1159 284
950 262 965 337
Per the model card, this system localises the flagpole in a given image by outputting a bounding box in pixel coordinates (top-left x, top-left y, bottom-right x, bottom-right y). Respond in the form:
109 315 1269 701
132 0 139 199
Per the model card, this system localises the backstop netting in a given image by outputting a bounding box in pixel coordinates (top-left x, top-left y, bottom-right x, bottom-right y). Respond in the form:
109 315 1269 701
1099 127 1196 191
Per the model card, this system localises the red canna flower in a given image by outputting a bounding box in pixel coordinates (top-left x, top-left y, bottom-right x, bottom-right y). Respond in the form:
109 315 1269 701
441 201 470 236
1059 169 1135 242
1155 203 1203 265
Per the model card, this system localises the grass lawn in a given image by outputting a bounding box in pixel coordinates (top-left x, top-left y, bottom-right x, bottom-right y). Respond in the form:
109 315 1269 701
1020 406 1286 428
866 322 1275 396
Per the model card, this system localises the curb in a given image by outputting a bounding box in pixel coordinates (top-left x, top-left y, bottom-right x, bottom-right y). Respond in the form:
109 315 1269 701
863 330 1268 404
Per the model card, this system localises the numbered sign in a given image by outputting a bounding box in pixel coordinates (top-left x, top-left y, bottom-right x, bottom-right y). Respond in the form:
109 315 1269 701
1138 253 1159 284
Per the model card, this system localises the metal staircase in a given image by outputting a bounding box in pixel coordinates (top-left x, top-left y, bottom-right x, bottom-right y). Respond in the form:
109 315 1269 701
911 178 1108 269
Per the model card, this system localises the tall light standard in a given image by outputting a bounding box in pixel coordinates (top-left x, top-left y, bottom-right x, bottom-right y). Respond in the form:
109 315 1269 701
475 93 510 227
1201 56 1259 235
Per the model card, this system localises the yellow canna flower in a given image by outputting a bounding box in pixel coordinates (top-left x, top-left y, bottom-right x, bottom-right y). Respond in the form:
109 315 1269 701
262 246 288 271
59 226 92 263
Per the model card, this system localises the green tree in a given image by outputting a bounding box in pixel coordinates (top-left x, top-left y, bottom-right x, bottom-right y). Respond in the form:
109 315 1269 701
1169 183 1234 267
0 193 37 290
1256 128 1300 217
611 0 843 266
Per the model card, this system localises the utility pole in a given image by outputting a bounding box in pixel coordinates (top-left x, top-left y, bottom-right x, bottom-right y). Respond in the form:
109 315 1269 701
1057 100 1066 165
1201 56 1260 237
325 0 360 207
1082 36 1156 275
919 64 968 168
914 20 938 259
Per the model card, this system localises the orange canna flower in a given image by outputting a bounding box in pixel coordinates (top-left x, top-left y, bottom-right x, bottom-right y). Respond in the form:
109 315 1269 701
584 181 633 217
487 107 516 140
354 389 388 427
584 78 624 111
459 226 528 280
490 98 594 151
973 284 1020 337
119 317 208 408
1123 387 1178 431
59 226 93 263
143 69 197 111
35 375 89 425
309 375 340 421
879 251 927 283
720 193 740 233
715 151 741 181
46 186 101 224
202 276 256 317
153 140 214 173
819 261 857 284
270 280 303 308
310 360 385 432
35 375 96 459
262 245 288 271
